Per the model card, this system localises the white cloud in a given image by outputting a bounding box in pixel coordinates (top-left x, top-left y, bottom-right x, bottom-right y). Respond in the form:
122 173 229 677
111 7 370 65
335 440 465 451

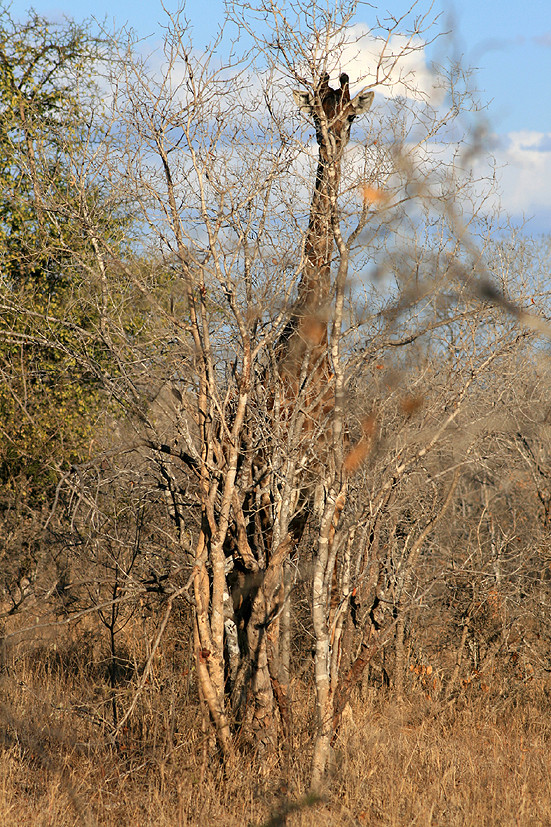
372 128 551 235
326 23 445 105
493 132 551 225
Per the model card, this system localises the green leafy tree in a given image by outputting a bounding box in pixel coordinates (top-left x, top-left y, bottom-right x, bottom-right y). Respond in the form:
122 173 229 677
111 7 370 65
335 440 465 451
0 10 129 601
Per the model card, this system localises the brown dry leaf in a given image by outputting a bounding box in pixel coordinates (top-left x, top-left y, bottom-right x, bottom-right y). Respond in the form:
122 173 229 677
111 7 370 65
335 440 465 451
400 395 424 417
343 415 377 474
360 184 389 206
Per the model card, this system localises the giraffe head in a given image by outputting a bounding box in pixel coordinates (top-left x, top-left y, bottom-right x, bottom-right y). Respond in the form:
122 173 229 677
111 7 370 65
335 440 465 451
293 73 374 150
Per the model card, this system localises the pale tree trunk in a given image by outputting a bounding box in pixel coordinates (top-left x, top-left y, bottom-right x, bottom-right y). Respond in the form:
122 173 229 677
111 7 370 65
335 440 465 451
311 587 332 790
193 535 232 754
247 587 275 753
394 602 408 700
280 560 292 685
329 529 352 694
311 487 343 789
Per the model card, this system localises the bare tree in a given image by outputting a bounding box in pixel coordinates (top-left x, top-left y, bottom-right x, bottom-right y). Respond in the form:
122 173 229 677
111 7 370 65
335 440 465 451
83 0 522 779
5 0 550 795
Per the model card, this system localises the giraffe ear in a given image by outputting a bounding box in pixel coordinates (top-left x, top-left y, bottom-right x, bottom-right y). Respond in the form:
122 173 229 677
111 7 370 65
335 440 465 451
352 90 374 115
293 89 314 115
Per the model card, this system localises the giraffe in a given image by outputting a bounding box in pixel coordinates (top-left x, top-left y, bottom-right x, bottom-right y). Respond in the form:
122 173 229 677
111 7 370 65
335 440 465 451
275 72 375 535
276 74 373 380
287 73 375 782
223 72 375 757
232 73 375 573
166 71 375 763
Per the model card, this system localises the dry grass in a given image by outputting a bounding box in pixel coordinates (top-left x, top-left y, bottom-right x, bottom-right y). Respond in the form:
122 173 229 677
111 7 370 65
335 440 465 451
1 635 551 827
328 695 551 827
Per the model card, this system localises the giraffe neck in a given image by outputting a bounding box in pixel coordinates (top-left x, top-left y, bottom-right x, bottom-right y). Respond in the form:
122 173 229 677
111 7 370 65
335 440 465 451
295 145 343 319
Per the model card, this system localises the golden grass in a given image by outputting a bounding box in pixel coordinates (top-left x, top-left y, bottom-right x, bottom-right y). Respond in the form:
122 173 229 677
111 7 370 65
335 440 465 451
1 642 551 826
328 696 551 827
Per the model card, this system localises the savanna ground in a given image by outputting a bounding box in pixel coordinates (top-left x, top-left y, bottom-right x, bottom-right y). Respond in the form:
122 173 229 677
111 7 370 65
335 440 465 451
1 615 550 827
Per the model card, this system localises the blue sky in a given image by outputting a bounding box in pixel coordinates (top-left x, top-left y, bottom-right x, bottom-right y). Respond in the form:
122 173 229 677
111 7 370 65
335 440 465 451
6 0 551 233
